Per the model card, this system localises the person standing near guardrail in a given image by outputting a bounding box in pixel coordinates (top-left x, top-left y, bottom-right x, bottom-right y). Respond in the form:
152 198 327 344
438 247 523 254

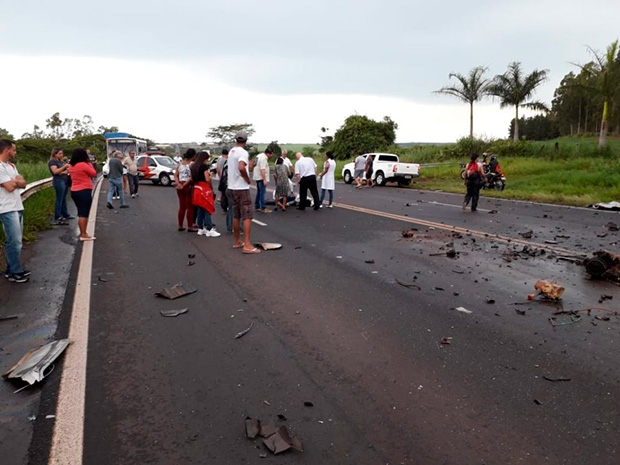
68 148 97 241
106 151 128 210
48 148 73 225
0 139 29 283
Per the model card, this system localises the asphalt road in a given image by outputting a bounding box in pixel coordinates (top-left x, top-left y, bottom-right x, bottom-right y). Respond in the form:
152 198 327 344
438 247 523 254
28 181 620 463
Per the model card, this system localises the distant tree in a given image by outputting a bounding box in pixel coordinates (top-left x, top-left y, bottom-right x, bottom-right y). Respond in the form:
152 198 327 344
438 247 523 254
46 112 64 140
266 141 282 156
206 123 255 145
319 126 333 151
434 66 491 137
21 124 45 139
0 128 14 140
329 115 397 159
572 40 620 147
488 62 549 141
508 114 560 141
98 125 119 135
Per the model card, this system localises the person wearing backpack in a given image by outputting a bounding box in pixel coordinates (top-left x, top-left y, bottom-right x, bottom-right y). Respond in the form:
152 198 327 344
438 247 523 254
463 153 483 212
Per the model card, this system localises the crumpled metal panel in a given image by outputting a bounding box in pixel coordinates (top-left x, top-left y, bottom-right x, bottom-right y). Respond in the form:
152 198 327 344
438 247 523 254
3 339 71 386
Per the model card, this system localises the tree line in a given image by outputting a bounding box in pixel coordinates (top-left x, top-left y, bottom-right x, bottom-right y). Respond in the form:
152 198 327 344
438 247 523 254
435 40 620 147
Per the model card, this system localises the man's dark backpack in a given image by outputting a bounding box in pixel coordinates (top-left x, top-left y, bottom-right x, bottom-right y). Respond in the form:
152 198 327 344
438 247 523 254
218 159 228 192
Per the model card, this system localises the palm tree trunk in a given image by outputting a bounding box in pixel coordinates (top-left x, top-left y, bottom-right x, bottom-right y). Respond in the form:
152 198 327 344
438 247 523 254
513 105 519 142
469 102 474 138
599 100 609 148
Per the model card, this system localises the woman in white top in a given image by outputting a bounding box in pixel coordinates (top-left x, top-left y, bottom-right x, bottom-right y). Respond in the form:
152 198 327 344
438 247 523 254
319 151 336 208
174 149 197 232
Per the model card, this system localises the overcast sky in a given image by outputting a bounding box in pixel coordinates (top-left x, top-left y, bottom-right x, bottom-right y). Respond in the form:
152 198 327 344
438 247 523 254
2 0 619 144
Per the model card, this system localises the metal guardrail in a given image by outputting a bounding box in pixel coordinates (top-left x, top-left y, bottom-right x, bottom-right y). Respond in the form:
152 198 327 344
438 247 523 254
20 177 53 201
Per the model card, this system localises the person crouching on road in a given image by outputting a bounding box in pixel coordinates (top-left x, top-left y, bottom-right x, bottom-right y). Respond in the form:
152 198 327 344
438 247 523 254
68 148 97 241
106 151 128 209
318 151 336 208
463 153 483 212
174 149 197 232
294 152 320 211
0 139 30 283
190 151 220 237
228 130 260 254
253 147 272 213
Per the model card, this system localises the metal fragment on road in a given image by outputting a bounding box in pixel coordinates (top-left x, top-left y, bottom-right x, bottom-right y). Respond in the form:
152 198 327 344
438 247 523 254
395 278 421 290
154 283 197 300
440 337 452 345
160 308 189 317
255 242 282 250
235 322 254 339
455 307 472 314
3 339 71 387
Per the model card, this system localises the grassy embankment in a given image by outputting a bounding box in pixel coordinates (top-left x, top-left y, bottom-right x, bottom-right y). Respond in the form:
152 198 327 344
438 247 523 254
333 137 620 207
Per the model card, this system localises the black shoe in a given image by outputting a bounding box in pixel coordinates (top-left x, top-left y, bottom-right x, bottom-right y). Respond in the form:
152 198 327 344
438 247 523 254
120 205 129 209
63 216 76 220
7 273 29 283
107 203 113 209
4 269 30 279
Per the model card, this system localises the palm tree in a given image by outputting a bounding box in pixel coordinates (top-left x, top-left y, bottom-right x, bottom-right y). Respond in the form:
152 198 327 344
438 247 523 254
573 40 619 147
434 66 491 138
488 62 549 142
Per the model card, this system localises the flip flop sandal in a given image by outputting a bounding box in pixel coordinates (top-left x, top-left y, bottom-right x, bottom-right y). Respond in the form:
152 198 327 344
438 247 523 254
242 247 261 254
233 244 244 249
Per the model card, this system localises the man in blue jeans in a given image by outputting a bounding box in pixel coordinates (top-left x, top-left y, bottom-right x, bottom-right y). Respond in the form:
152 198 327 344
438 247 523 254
0 139 30 283
106 151 129 209
252 147 272 213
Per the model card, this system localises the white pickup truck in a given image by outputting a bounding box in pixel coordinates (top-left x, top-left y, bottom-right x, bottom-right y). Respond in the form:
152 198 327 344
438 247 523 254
342 153 420 187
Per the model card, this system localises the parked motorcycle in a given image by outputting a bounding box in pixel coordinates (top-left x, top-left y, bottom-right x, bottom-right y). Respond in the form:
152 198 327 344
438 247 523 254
483 171 506 190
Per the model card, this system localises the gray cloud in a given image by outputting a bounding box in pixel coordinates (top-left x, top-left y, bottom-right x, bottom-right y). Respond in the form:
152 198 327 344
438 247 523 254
4 0 620 103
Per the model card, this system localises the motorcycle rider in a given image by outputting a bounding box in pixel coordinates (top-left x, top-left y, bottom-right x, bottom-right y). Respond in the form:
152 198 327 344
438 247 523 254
486 155 501 185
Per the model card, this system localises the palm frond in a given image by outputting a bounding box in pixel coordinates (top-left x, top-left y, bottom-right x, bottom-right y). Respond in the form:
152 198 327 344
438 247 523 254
521 101 550 112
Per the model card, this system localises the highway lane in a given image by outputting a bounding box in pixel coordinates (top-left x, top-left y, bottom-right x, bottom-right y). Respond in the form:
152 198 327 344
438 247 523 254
59 181 620 464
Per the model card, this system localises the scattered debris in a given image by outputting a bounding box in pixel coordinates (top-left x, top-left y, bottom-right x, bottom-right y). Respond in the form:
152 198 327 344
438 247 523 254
187 261 195 266
488 210 498 214
594 315 610 321
599 294 613 303
303 401 314 407
155 283 197 300
245 417 261 439
605 222 619 231
401 228 417 238
549 314 582 326
584 250 620 283
434 287 444 291
160 308 188 317
533 399 542 405
515 309 527 315
455 307 472 314
294 246 302 250
542 375 571 382
277 414 288 421
544 240 558 245
446 249 457 259
527 280 565 301
263 425 303 455
589 201 620 211
97 276 108 283
452 270 464 274
440 337 452 345
188 254 196 258
45 415 56 419
3 339 71 390
235 322 254 339
364 259 375 264
519 230 534 239
28 415 36 422
485 297 495 304
255 243 282 251
395 278 421 290
0 315 19 322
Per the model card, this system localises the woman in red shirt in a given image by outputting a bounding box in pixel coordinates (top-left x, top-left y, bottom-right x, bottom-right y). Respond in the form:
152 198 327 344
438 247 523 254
68 148 97 241
463 153 483 212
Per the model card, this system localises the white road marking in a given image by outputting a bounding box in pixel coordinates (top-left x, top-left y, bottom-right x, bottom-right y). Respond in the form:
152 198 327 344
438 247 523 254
49 179 103 465
425 200 492 213
252 219 267 227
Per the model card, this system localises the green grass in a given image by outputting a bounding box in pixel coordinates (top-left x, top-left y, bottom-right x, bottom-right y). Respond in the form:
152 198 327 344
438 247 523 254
17 161 52 183
413 157 620 206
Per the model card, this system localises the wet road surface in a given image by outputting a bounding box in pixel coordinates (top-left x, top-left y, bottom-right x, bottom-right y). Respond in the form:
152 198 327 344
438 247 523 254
28 182 620 463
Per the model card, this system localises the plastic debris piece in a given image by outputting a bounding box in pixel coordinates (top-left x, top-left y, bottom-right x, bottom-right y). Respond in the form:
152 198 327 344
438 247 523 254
364 259 375 264
3 339 70 387
245 417 261 439
255 243 282 250
45 415 55 419
154 283 197 300
263 425 303 454
589 201 620 211
395 278 421 290
534 399 542 405
303 401 314 407
542 375 571 382
188 254 196 258
455 307 472 314
235 322 254 339
440 337 452 345
160 308 189 317
28 415 36 421
277 414 288 421
527 280 565 301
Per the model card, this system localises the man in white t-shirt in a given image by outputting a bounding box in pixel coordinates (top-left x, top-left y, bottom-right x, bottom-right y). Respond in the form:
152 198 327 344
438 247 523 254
0 140 29 282
354 154 366 188
294 152 320 211
252 148 272 213
228 131 260 254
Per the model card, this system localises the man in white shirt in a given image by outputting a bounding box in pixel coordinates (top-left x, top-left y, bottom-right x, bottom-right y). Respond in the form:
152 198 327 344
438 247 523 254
354 154 366 188
228 131 260 254
0 140 29 282
294 152 320 211
252 147 272 213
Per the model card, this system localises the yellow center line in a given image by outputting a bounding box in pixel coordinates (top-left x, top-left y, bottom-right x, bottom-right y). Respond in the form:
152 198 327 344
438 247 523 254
333 201 584 258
